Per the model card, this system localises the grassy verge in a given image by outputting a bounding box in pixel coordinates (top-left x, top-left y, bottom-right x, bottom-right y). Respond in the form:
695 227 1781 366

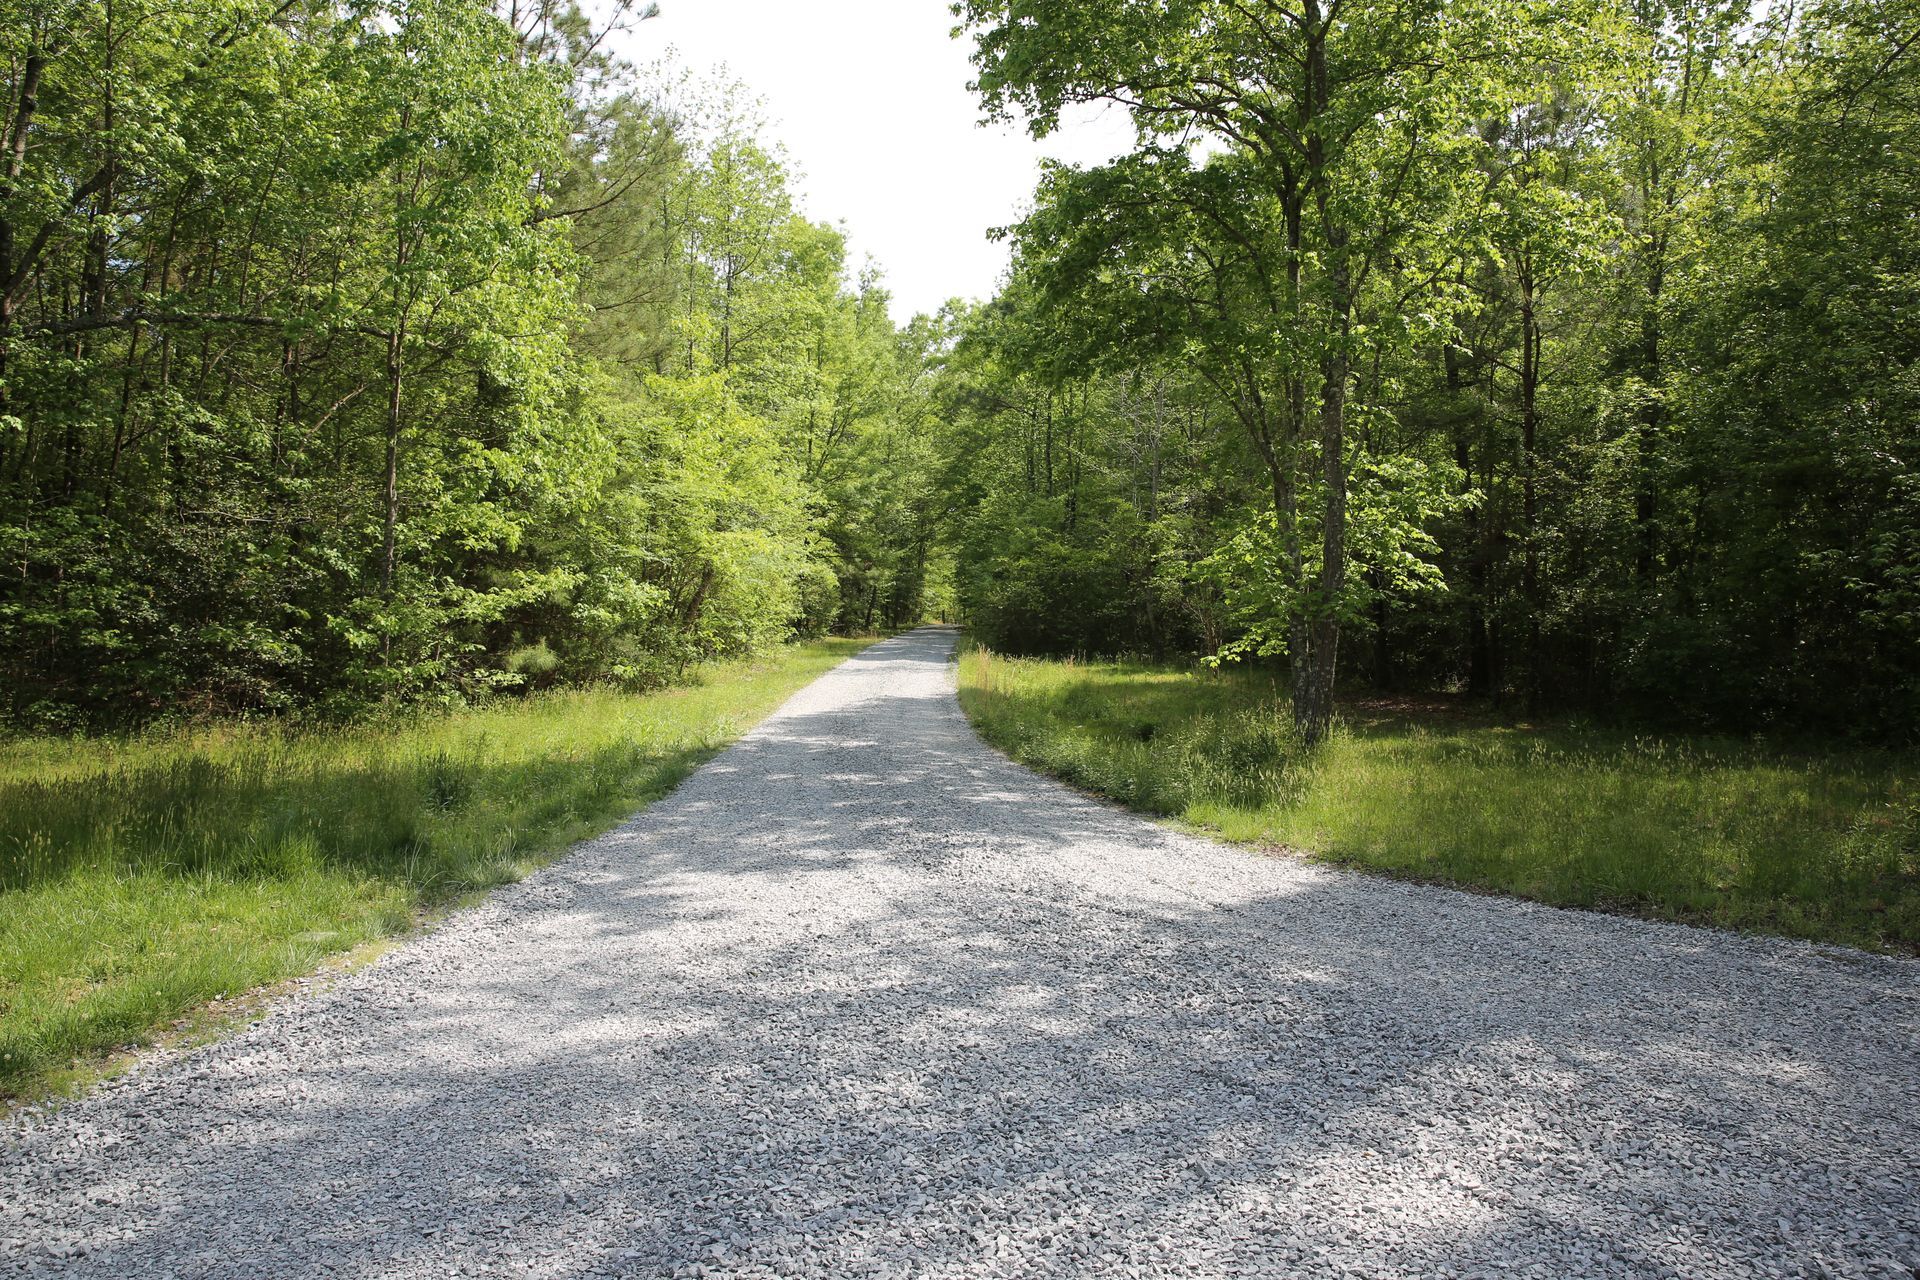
957 645 1920 953
0 638 873 1099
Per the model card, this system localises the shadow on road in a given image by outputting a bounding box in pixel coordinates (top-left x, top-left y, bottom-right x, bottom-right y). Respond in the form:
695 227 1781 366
10 630 1918 1279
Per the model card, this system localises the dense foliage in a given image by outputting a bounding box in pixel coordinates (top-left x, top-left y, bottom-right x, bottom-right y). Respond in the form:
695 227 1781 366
947 0 1920 741
5 0 1914 745
0 0 943 729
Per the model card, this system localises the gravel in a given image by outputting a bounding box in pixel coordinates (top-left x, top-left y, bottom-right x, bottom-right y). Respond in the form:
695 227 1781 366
4 627 1917 1279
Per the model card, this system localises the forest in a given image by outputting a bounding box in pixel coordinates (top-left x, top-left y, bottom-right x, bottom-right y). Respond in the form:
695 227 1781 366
4 0 1914 750
945 0 1919 747
1 0 946 731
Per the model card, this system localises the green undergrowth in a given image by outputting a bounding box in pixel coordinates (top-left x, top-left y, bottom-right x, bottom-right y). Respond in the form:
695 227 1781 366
0 638 874 1100
958 644 1920 954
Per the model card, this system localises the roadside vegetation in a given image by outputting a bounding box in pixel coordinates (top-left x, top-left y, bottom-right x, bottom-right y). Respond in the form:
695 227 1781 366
0 638 871 1100
959 646 1920 954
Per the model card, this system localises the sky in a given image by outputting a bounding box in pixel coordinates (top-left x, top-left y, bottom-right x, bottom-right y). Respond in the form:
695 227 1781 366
619 0 1140 321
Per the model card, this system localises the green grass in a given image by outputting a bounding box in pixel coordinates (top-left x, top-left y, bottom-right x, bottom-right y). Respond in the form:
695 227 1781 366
0 638 874 1099
958 644 1920 954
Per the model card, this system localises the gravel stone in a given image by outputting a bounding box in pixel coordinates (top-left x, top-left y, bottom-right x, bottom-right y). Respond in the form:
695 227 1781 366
3 628 1917 1278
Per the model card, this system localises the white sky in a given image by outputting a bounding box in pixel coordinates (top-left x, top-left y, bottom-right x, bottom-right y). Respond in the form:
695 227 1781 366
621 0 1139 321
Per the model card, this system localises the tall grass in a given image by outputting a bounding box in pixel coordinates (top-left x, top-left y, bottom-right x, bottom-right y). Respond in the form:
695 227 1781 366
958 645 1920 953
0 638 873 1098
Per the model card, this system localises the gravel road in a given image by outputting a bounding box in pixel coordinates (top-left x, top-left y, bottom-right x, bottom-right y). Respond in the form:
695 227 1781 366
5 627 1917 1279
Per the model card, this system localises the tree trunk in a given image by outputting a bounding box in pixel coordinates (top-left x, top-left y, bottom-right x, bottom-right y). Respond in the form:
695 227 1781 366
380 327 403 598
1634 259 1664 584
1043 391 1054 498
1443 342 1494 697
1371 570 1391 691
1519 258 1544 715
1289 4 1349 750
0 49 49 426
1293 346 1349 748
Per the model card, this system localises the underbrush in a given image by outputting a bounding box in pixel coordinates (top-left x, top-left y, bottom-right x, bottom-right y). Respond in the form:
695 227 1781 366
958 645 1920 954
0 638 873 1099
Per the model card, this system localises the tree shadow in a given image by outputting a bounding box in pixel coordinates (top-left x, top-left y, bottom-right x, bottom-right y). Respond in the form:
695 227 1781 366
7 630 1917 1279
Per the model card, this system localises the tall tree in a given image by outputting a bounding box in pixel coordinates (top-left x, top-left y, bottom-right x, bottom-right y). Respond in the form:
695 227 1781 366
959 0 1619 744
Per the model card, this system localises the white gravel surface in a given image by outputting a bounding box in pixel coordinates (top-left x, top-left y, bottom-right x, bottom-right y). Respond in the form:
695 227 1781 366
4 627 1918 1279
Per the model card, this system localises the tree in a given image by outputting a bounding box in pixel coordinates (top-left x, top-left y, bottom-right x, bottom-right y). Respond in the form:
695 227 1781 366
958 0 1620 744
